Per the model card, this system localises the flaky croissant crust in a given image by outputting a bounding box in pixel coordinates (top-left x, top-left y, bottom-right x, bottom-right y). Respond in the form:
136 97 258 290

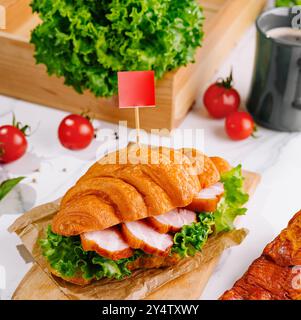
52 145 221 236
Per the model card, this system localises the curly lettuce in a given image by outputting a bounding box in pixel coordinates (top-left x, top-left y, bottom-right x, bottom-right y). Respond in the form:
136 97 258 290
213 165 249 233
172 213 215 258
40 226 143 281
30 0 204 97
40 214 214 281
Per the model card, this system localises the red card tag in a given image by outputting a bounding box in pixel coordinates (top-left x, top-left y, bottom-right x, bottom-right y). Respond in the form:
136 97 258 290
118 71 156 108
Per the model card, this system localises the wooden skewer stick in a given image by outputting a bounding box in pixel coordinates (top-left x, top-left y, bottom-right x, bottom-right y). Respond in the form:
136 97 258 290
134 107 141 146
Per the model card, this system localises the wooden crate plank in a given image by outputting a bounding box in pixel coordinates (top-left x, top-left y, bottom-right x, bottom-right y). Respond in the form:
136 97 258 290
203 9 218 23
0 0 32 32
12 14 40 39
201 0 227 12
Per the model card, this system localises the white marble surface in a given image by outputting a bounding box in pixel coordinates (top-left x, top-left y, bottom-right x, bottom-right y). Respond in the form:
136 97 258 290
1 13 301 299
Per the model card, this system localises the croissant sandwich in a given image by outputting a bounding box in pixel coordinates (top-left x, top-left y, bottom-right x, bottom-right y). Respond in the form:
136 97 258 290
40 144 249 285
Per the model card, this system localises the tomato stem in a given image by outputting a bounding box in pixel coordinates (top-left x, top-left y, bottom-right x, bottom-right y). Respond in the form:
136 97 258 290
251 124 259 139
12 114 31 136
80 109 94 123
217 68 233 89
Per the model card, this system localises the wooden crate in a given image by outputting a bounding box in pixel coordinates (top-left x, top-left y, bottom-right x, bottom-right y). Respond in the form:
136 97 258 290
0 0 266 131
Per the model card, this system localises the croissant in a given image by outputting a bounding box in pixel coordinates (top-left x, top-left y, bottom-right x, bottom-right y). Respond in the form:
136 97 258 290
52 145 221 236
221 210 301 300
42 144 240 286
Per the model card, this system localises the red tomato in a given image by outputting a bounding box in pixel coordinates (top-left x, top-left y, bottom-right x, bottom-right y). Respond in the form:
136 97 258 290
204 71 240 119
58 114 94 150
0 125 28 163
225 111 255 141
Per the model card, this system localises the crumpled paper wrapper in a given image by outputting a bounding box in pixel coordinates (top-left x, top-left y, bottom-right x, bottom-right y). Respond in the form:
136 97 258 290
9 199 247 300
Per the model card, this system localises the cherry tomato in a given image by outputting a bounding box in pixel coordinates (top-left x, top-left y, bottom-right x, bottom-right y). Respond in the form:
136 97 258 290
225 111 255 141
0 125 28 163
58 114 94 150
204 71 240 119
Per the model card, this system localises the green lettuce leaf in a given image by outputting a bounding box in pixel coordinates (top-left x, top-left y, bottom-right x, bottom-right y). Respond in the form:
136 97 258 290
172 213 215 258
40 226 142 281
30 0 204 97
213 165 249 233
40 214 215 281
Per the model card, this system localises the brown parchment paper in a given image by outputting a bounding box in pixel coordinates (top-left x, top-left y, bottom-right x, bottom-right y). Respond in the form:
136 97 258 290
9 200 247 300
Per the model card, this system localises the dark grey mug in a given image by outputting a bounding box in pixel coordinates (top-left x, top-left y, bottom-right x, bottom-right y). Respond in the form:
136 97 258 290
247 7 301 132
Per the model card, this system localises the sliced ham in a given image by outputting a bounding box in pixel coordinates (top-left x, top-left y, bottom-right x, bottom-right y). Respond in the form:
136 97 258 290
197 182 224 199
81 227 133 260
186 182 224 213
121 221 173 257
148 209 197 234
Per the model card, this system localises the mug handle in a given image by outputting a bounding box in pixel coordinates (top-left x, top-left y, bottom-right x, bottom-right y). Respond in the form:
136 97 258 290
292 58 301 110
